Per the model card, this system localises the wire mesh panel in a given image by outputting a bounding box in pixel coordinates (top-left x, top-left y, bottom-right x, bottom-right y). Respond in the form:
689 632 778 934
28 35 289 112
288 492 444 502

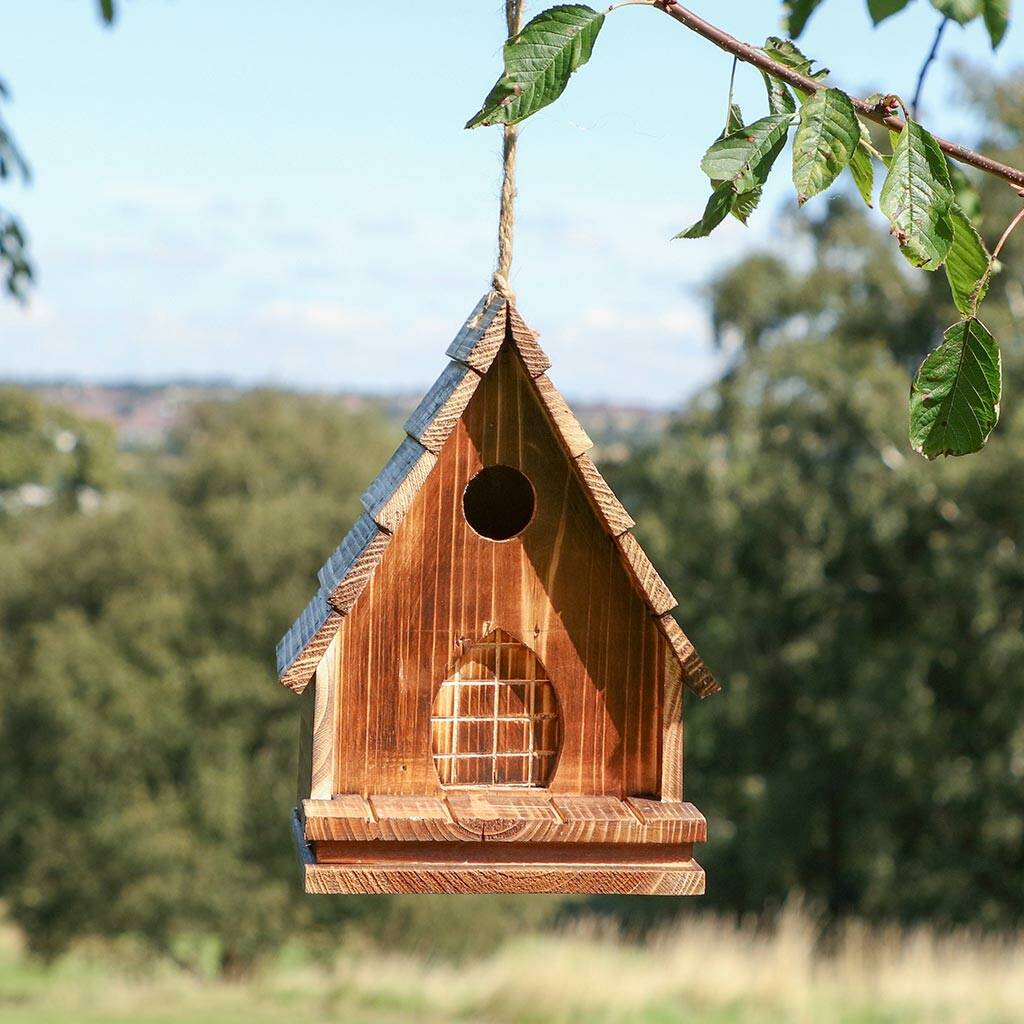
431 629 560 787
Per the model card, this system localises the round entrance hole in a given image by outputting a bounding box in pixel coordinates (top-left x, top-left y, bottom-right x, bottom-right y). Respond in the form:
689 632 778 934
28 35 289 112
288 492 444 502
462 465 535 541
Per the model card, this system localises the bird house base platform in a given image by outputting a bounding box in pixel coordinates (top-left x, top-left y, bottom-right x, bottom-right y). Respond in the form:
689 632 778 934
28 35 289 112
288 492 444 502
293 791 707 896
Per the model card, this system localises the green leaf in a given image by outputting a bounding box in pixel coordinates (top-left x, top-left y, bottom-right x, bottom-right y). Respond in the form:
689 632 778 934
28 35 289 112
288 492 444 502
762 72 797 116
99 0 115 23
981 0 1011 46
723 103 744 137
763 37 828 78
700 114 794 194
944 204 990 315
730 185 763 225
910 317 1001 458
784 0 828 36
792 88 860 204
676 183 734 239
929 0 983 22
466 5 605 128
867 0 915 23
879 119 954 270
848 135 875 207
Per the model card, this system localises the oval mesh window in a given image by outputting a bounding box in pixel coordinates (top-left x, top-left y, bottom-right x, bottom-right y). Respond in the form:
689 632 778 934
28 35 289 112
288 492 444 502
431 629 560 787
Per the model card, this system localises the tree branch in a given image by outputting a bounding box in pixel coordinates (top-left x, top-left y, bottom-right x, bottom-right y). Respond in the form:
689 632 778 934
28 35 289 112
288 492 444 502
911 17 949 119
651 0 1024 190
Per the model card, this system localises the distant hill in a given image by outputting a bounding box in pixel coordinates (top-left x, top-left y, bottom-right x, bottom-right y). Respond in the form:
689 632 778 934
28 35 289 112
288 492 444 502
21 382 673 458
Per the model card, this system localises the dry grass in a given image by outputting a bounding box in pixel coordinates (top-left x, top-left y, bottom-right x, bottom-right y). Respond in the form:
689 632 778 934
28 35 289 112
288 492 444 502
1 906 1022 1023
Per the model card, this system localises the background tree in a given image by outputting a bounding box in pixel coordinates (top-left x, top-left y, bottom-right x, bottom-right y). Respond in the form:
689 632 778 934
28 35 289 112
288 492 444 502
601 73 1024 923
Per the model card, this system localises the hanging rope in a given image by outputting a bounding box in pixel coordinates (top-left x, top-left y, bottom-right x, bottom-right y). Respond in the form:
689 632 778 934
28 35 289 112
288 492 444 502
490 0 524 306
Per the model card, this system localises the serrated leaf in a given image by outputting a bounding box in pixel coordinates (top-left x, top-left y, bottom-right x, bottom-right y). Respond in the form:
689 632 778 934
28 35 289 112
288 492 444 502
944 204 990 314
981 0 1011 46
930 0 983 22
730 185 763 224
910 317 1000 457
676 183 734 239
762 72 797 115
792 88 860 203
466 5 605 128
763 37 819 76
784 0 828 36
848 138 875 207
867 0 915 23
700 114 794 194
879 119 954 270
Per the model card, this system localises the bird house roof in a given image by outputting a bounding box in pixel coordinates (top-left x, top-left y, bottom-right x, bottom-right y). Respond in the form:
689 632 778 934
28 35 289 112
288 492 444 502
276 295 720 700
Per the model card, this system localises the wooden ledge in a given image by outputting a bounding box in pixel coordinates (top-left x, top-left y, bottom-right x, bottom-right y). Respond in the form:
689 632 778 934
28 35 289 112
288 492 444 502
294 809 704 895
301 791 707 844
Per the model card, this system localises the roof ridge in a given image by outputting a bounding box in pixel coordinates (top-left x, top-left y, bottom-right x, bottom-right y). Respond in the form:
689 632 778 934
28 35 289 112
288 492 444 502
276 295 719 698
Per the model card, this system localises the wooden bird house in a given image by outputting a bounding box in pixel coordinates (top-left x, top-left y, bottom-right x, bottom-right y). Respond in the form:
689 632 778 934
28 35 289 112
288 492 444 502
277 296 720 895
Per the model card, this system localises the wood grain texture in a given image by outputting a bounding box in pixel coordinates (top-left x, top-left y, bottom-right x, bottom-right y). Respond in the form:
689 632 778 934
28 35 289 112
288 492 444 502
508 304 552 378
296 680 314 802
302 791 705 843
312 841 694 865
532 373 594 459
331 342 665 799
405 361 482 455
361 438 438 534
574 453 635 536
661 655 684 802
328 529 390 614
302 859 706 895
446 297 508 374
615 533 677 616
310 633 340 799
279 607 341 695
626 799 707 843
658 613 722 698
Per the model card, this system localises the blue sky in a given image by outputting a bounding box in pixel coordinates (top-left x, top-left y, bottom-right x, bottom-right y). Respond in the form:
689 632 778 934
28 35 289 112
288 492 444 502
0 1 1020 406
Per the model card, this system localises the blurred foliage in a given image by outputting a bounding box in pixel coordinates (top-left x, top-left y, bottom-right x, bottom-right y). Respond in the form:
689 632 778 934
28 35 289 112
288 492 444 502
2 64 1024 975
0 387 118 514
602 67 1024 927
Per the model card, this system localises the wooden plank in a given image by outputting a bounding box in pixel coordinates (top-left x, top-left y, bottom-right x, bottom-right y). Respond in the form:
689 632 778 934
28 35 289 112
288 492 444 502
404 361 482 455
361 438 437 534
574 453 635 536
615 533 677 615
507 304 552 377
446 296 508 374
303 859 705 895
303 792 704 844
296 680 315 802
532 373 594 459
661 653 684 802
279 606 340 695
370 794 452 822
328 531 389 615
303 796 478 842
658 613 721 698
446 789 560 839
551 794 637 822
304 795 374 822
626 799 707 843
309 633 340 799
312 841 694 866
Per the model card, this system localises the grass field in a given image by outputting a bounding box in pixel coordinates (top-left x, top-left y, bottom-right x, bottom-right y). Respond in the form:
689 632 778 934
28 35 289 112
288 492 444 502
1 907 1022 1024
